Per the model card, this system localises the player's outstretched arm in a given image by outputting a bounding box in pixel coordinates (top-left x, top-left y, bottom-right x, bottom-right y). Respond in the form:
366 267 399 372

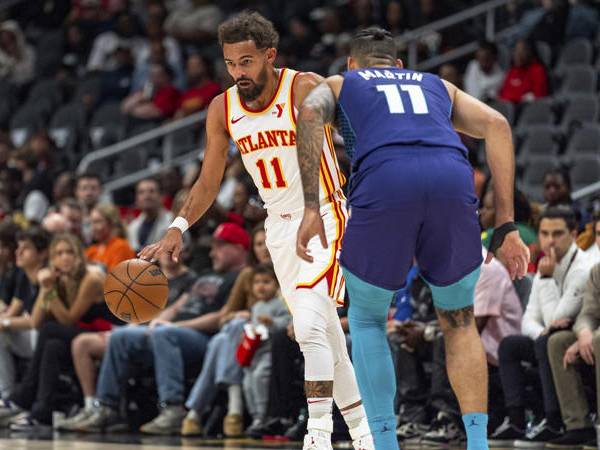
139 94 230 263
443 80 529 279
295 76 342 262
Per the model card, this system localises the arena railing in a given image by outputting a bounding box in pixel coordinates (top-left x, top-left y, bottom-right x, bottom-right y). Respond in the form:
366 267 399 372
80 0 528 200
77 110 207 198
402 0 525 71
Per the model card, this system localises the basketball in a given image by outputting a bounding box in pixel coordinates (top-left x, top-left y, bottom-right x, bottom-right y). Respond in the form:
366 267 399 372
104 259 169 324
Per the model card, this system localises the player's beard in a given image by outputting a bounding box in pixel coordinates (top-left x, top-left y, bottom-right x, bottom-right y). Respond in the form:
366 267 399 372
236 65 268 102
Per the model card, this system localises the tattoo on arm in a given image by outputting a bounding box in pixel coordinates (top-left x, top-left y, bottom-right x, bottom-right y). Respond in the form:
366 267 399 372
436 306 474 329
297 82 337 210
305 380 334 398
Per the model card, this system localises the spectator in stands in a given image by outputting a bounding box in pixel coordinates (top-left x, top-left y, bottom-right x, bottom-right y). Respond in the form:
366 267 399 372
182 222 269 437
0 233 114 430
490 206 591 447
53 173 77 205
528 0 569 49
546 261 600 447
242 263 291 436
42 212 71 234
0 168 23 216
121 62 180 122
87 11 144 72
498 39 548 103
0 133 13 172
385 1 409 35
58 199 84 241
75 222 247 434
131 38 185 93
136 18 184 88
480 186 537 250
565 0 599 40
0 21 35 86
585 216 600 262
75 172 103 244
98 43 135 103
174 54 221 119
0 221 19 309
59 250 199 431
438 63 462 88
85 203 135 272
13 147 52 224
159 167 182 211
0 226 48 400
27 131 55 173
61 22 92 77
163 1 223 43
127 178 173 253
542 168 590 233
464 41 505 102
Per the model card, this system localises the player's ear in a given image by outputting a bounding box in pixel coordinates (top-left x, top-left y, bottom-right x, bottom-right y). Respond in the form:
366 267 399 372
265 47 277 64
347 56 358 70
396 58 404 69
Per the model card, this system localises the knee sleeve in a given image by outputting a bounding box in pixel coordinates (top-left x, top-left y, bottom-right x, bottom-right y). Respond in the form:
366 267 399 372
428 267 481 311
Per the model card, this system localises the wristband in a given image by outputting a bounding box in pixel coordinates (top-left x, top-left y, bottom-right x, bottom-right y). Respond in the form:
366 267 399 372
488 221 518 255
168 217 189 234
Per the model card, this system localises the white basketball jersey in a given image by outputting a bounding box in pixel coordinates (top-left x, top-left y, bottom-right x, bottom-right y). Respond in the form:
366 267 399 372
224 68 345 215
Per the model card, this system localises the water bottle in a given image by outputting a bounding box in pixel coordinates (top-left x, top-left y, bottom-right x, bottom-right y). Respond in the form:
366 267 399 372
393 266 418 321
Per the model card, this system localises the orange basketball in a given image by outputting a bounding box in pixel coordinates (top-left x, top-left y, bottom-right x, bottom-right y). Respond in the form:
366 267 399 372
104 259 169 324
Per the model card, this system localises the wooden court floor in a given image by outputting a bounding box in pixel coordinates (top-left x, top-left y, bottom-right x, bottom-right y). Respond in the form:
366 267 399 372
0 430 522 450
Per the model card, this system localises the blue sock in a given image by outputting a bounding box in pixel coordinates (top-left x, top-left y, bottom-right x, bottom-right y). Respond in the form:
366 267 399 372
462 413 489 450
343 267 399 450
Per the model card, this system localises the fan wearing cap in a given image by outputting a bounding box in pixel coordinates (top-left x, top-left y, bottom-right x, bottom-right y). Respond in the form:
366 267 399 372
73 222 249 435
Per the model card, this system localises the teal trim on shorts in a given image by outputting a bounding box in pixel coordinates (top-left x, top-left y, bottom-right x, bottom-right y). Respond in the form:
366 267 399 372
342 266 396 302
427 266 481 310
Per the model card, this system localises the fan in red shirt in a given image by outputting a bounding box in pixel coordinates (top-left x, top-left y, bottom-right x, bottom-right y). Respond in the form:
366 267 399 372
498 39 548 103
121 62 180 120
174 54 221 119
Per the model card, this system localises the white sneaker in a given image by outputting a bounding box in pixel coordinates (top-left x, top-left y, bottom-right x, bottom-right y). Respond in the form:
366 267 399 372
349 417 375 450
303 416 333 450
303 430 334 450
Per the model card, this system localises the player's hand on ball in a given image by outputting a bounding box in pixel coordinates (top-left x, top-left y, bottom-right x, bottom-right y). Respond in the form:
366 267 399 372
488 230 530 280
138 228 183 263
297 208 327 263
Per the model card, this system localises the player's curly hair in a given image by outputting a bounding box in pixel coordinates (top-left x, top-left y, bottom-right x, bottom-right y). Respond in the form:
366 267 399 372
218 10 279 50
350 26 397 66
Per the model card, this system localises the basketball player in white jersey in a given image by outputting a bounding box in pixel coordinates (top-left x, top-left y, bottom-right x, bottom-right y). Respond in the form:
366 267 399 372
139 11 374 450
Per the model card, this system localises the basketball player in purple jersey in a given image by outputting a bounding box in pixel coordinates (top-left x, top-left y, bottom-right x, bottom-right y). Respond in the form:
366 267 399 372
296 28 530 450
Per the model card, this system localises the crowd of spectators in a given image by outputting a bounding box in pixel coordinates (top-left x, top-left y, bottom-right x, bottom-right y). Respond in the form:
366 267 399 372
0 0 599 447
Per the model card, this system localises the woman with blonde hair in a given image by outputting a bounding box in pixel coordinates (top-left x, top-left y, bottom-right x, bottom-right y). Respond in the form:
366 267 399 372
85 203 135 271
0 233 121 430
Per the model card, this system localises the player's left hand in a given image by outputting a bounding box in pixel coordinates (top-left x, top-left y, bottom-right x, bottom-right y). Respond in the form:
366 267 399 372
296 208 328 263
487 230 530 280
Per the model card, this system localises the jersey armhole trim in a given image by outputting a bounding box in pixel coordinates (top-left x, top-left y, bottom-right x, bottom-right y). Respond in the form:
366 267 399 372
224 91 232 137
289 70 302 125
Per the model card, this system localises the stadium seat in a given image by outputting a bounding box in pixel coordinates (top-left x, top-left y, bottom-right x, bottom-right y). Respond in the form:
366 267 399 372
554 38 594 75
557 65 597 96
49 102 87 168
488 100 515 125
515 99 555 137
27 78 64 110
571 155 600 191
89 102 125 149
9 104 45 147
559 94 599 133
563 123 600 162
517 125 561 165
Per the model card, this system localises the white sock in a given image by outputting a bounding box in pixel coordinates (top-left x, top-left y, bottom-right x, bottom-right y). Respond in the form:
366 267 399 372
84 396 95 411
307 397 333 420
227 384 243 416
341 403 367 430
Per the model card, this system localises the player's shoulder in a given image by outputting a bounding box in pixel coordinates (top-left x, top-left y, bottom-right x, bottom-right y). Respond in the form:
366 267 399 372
206 92 227 126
